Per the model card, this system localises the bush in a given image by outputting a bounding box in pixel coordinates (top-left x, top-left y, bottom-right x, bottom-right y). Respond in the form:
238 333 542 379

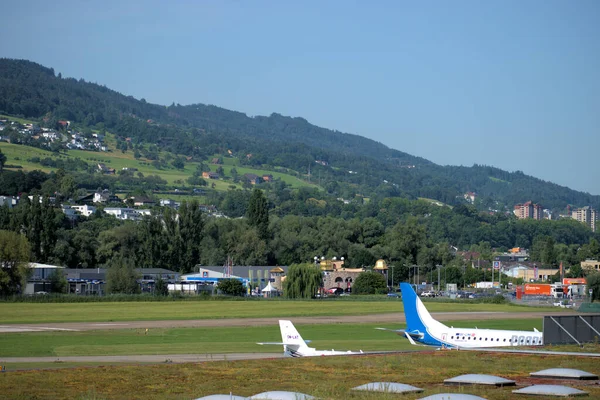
353 271 387 295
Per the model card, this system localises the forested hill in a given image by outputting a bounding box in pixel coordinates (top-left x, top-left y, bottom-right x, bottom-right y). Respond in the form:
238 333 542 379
1 58 598 211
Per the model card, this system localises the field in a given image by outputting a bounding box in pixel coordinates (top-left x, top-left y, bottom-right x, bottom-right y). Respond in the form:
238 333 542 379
0 299 560 324
0 298 596 399
1 349 599 399
0 319 553 358
0 137 317 190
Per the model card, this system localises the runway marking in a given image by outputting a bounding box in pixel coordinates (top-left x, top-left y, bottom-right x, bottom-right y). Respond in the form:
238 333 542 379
0 326 78 333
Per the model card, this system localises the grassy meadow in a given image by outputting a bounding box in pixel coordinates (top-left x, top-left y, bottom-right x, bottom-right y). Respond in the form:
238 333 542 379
0 319 552 358
1 350 599 399
0 299 561 324
0 132 317 190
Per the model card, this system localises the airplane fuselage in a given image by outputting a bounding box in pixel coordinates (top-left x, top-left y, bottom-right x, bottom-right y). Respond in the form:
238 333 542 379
414 327 544 348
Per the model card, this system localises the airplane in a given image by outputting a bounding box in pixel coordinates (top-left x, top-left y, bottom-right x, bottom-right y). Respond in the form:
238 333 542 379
258 320 364 357
377 282 544 349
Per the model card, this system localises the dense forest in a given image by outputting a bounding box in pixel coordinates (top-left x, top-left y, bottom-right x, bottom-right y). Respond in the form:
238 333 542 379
1 58 599 212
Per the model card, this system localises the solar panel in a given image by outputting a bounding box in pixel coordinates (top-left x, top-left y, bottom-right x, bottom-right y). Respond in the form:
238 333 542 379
351 382 424 394
418 394 487 400
444 374 516 387
530 368 599 380
513 385 588 397
249 391 315 400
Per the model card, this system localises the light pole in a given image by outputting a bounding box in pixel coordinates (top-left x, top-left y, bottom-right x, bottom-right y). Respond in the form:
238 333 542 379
391 264 394 290
436 264 442 292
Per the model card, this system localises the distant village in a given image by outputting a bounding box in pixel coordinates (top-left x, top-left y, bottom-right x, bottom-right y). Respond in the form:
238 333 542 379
0 118 107 152
0 190 226 221
463 191 597 233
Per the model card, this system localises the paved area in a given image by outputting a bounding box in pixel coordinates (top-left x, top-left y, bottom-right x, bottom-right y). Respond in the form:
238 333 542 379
0 311 575 333
0 353 285 364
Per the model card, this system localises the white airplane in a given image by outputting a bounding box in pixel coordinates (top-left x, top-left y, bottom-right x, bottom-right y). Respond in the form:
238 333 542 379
378 282 544 349
258 320 364 357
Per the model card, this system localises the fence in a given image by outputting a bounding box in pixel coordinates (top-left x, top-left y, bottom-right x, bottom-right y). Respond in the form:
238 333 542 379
543 315 600 345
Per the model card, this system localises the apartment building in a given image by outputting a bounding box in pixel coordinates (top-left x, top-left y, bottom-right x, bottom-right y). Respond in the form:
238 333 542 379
572 206 597 232
513 201 543 220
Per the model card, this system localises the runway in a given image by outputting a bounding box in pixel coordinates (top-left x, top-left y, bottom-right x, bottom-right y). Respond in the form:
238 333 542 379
0 353 285 364
0 311 588 368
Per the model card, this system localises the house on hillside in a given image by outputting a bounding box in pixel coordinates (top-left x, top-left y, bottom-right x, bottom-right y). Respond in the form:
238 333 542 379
244 173 261 185
202 171 220 180
97 163 115 175
93 191 121 204
126 196 156 207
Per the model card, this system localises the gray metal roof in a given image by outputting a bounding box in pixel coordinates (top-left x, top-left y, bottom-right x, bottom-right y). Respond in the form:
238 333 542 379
202 266 289 279
418 394 487 400
352 382 424 393
513 385 588 397
249 391 314 400
530 368 598 380
444 374 516 387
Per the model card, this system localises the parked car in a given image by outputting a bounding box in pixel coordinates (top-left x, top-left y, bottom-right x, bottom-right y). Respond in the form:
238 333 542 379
387 293 399 298
420 290 436 298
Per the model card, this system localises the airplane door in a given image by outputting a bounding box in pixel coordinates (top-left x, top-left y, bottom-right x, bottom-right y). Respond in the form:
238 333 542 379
441 333 447 343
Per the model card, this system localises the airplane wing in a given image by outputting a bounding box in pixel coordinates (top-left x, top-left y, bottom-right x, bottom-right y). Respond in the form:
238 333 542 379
375 328 424 339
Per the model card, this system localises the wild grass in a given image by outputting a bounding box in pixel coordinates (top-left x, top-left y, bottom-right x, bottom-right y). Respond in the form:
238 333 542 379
0 299 560 324
1 351 599 399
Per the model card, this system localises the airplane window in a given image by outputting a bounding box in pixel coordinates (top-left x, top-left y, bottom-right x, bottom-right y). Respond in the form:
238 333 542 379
451 336 454 339
485 338 488 341
503 339 506 342
468 337 471 340
496 338 499 341
479 338 482 340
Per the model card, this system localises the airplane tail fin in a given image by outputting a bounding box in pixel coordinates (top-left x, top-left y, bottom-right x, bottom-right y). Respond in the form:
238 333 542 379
279 320 309 352
400 283 448 336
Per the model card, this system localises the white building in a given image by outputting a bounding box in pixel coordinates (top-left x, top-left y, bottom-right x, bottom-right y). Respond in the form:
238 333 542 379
71 204 97 217
104 207 140 220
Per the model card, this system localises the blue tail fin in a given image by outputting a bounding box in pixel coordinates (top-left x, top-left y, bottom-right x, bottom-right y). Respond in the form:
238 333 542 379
400 283 427 333
400 283 448 335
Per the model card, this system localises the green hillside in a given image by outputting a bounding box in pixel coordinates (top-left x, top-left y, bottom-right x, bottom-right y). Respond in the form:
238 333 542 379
1 58 599 212
0 141 317 192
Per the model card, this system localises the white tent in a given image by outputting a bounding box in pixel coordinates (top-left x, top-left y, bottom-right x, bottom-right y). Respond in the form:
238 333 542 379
261 281 277 297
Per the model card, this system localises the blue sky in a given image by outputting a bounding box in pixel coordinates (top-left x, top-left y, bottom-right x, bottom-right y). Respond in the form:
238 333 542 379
2 0 599 195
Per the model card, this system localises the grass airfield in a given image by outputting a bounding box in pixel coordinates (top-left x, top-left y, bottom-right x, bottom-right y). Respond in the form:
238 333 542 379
0 298 560 324
1 299 598 399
